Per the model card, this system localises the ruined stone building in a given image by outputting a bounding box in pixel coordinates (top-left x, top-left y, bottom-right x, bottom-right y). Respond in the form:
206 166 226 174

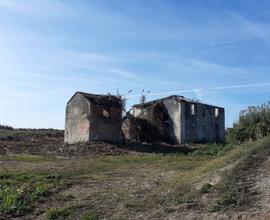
123 95 225 144
64 92 122 144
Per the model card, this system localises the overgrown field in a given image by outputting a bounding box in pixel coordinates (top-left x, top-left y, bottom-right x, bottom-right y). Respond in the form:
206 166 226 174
1 129 270 219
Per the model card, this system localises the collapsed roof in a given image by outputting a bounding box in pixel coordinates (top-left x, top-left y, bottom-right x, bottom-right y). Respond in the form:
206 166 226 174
68 92 122 108
133 95 223 109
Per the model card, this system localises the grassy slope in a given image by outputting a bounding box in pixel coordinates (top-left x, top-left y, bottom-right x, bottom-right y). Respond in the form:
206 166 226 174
211 136 270 211
1 136 270 219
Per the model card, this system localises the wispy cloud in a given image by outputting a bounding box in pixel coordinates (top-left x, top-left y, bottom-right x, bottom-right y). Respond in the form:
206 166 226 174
61 50 170 83
204 10 270 47
64 53 145 81
210 82 270 90
226 11 270 40
129 82 270 99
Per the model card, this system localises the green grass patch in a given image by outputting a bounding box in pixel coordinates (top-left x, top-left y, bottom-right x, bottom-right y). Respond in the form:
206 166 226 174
191 144 234 157
0 183 49 215
46 207 73 220
81 211 100 220
0 170 70 217
56 192 75 202
0 185 29 215
0 154 57 162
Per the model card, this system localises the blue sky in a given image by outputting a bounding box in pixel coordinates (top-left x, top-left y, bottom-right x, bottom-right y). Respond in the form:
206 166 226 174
1 0 270 129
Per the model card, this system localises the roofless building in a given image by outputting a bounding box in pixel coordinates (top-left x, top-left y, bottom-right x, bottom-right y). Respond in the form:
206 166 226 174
125 95 225 144
64 92 122 144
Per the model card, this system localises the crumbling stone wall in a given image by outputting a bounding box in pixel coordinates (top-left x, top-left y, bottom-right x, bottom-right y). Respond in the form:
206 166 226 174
64 93 90 144
90 101 122 143
181 102 225 143
132 97 181 143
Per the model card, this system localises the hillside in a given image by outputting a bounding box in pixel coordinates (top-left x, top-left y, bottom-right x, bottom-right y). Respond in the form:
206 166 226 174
1 129 270 219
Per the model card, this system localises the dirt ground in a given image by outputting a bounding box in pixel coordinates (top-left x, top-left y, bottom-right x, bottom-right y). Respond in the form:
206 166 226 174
1 134 270 219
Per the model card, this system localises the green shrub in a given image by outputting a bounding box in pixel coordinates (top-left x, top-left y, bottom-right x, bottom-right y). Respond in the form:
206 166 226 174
226 102 270 144
200 183 213 194
31 182 49 199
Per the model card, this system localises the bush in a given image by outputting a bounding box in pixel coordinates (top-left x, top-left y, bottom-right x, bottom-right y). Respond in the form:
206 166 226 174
226 101 270 144
200 183 213 194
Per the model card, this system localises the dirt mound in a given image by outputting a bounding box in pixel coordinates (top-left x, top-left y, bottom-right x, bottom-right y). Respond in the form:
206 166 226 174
58 142 132 157
0 138 193 158
0 139 131 157
0 128 194 157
